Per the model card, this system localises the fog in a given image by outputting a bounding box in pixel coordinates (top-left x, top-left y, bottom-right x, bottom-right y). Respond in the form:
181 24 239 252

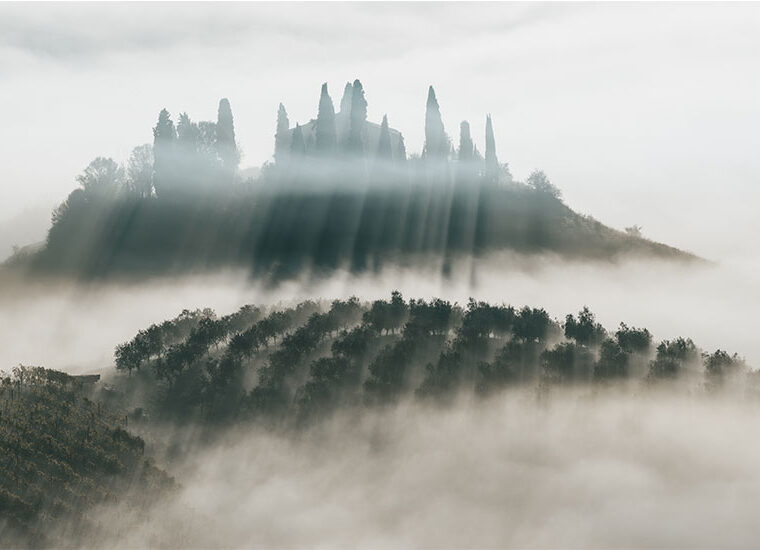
3 3 760 547
1 254 756 374
94 388 760 549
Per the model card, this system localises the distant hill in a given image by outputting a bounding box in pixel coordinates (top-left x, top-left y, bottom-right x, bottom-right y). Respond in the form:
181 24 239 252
4 173 697 283
1 80 700 281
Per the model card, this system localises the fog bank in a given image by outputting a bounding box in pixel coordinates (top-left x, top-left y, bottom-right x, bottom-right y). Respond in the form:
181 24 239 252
0 254 756 373
97 388 760 549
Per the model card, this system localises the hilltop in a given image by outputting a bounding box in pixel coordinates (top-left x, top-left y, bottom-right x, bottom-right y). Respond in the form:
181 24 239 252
3 80 698 282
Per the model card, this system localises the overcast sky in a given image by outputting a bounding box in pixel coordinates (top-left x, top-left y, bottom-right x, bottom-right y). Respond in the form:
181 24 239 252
1 2 759 261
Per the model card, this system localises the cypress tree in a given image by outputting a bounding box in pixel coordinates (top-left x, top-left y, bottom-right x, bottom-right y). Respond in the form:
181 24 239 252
346 79 367 155
274 103 290 163
485 114 499 183
176 112 201 188
216 98 239 180
152 108 176 197
458 121 473 161
377 114 392 160
315 83 337 155
339 82 353 114
291 123 306 156
423 86 448 159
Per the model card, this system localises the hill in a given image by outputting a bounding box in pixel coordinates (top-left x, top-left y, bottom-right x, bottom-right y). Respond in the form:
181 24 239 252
0 366 173 548
2 80 699 281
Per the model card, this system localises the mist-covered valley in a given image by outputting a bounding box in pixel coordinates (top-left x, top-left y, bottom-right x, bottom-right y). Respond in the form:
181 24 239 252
4 2 760 548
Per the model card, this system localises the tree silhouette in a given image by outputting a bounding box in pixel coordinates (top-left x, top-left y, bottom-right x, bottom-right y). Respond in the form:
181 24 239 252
291 124 306 156
423 86 448 159
458 121 473 162
152 108 176 196
315 83 337 155
274 103 290 163
485 114 498 183
126 144 153 198
216 98 239 181
346 79 367 155
377 114 392 160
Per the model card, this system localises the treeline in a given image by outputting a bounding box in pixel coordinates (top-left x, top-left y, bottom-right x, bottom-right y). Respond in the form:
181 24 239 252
0 366 173 548
20 80 692 280
108 294 749 428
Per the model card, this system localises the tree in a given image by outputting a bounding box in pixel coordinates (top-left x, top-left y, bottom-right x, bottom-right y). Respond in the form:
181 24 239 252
176 112 200 188
423 86 448 159
126 144 153 198
346 79 367 155
274 103 290 163
485 114 498 183
594 339 628 380
315 83 337 155
564 307 606 347
216 98 240 181
648 338 698 379
377 114 392 160
397 134 407 162
458 121 473 162
291 124 306 156
152 108 176 196
527 170 561 198
339 81 353 114
76 157 125 199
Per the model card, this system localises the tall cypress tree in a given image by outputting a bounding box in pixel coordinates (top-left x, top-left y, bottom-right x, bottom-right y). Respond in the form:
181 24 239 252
177 112 201 188
274 103 290 163
346 79 367 155
377 114 392 160
339 82 353 114
152 108 176 197
458 121 473 161
424 86 448 159
485 114 499 183
291 123 306 156
216 98 239 181
315 83 337 155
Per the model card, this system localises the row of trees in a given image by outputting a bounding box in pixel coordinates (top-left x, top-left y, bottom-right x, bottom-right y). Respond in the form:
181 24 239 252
273 81 504 181
58 81 513 208
111 294 749 426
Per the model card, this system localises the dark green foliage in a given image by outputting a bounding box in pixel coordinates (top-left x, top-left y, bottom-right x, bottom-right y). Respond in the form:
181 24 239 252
648 337 699 379
105 294 748 428
594 339 629 380
541 342 595 383
704 349 746 389
615 323 652 354
513 306 553 342
564 306 607 347
418 299 515 397
478 339 540 393
0 366 172 547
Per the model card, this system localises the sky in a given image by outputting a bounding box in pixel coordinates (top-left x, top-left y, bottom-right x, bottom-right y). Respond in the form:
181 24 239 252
1 2 759 261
